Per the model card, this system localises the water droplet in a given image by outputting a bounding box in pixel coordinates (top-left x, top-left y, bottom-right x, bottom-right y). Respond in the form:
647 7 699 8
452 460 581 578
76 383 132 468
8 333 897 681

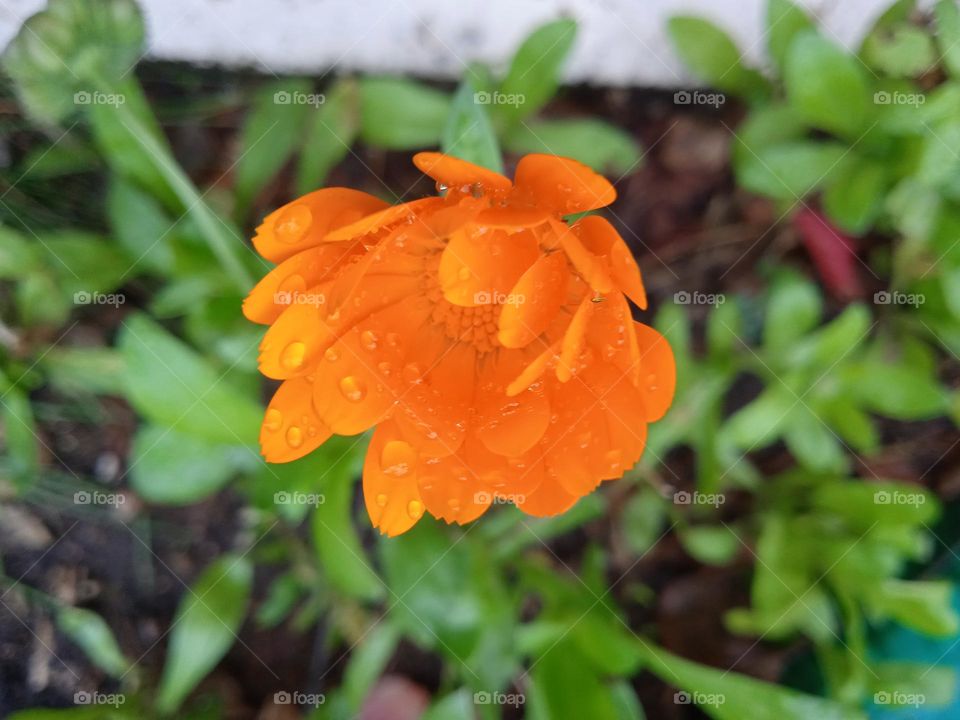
377 361 392 376
360 329 378 350
277 273 307 295
407 499 424 519
286 426 303 448
402 363 423 384
339 375 367 402
275 204 313 244
263 408 283 431
386 332 401 347
280 341 307 369
324 346 340 362
381 440 416 477
457 266 472 281
376 493 388 507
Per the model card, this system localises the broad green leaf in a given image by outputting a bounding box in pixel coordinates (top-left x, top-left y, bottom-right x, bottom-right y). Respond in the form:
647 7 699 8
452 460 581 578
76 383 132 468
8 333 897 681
40 231 129 299
528 638 619 720
792 304 871 369
255 572 304 628
722 385 796 449
847 361 948 420
936 0 960 77
311 440 384 602
107 176 176 275
2 0 144 123
736 140 849 200
764 271 823 350
868 580 959 637
503 118 641 174
680 525 740 566
783 406 848 473
610 682 647 720
235 79 313 211
118 314 262 444
442 79 503 173
296 78 360 194
785 32 872 138
57 607 128 676
766 0 815 71
668 17 769 101
822 156 888 234
342 623 399 712
498 19 578 123
812 480 939 528
129 425 243 504
0 226 41 278
42 347 126 396
570 604 645 676
819 398 878 452
16 271 70 327
359 77 451 149
638 642 864 720
863 24 936 77
155 554 253 715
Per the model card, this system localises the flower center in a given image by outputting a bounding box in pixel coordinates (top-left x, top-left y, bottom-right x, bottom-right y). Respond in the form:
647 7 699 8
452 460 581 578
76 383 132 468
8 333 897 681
424 255 501 354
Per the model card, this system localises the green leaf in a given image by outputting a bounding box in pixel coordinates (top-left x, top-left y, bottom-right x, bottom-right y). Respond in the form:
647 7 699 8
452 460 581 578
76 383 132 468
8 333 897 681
16 271 70 327
819 398 878 452
155 554 253 715
2 0 144 123
785 32 872 138
42 347 126 396
296 78 359 194
764 271 823 350
421 690 475 720
706 297 743 359
235 79 313 211
342 623 399 712
783 406 848 473
503 118 641 174
118 314 262 444
847 361 948 420
622 489 666 555
722 385 796 449
863 24 936 77
497 19 578 123
680 525 740 566
359 77 451 149
736 140 849 200
766 0 815 71
822 156 888 234
311 441 384 602
0 225 41 278
792 304 872 369
40 231 129 299
107 175 176 276
0 372 39 488
57 607 128 677
442 79 503 173
812 480 939 528
668 17 769 101
528 638 619 720
638 642 864 720
129 425 243 504
936 0 960 77
868 580 959 636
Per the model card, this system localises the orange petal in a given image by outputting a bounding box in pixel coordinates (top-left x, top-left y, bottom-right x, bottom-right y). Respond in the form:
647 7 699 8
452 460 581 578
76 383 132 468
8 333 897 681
324 197 445 243
243 243 362 325
438 227 539 307
475 205 551 229
515 463 581 518
583 362 649 469
575 215 647 309
507 340 560 397
260 377 332 463
497 252 569 348
556 292 594 382
551 218 614 294
474 351 550 457
417 439 500 525
363 420 425 536
413 152 512 195
634 323 676 422
513 154 616 214
253 189 389 263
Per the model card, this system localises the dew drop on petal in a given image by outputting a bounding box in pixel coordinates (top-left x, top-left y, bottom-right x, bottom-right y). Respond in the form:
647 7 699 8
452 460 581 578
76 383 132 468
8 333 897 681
263 408 283 431
275 204 312 244
380 439 416 477
360 329 378 350
457 266 472 281
407 499 424 519
339 375 367 402
402 362 423 384
286 426 304 448
376 493 389 507
324 347 340 362
280 341 307 369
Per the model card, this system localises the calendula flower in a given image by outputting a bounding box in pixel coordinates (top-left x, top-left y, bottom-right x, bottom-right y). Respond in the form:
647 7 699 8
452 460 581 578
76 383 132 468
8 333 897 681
244 153 675 536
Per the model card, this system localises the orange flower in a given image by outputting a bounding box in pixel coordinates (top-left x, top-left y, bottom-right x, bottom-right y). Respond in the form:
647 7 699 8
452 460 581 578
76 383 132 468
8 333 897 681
243 153 675 536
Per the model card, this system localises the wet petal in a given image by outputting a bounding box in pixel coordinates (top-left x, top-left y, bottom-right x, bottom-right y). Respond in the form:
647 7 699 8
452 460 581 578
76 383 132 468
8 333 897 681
438 227 538 307
253 188 389 262
513 154 616 214
515 464 581 518
417 440 499 525
575 215 647 309
634 322 676 422
474 351 550 457
363 420 425 536
556 292 594 382
552 219 614 294
413 152 512 195
260 377 332 463
324 197 445 243
497 252 569 348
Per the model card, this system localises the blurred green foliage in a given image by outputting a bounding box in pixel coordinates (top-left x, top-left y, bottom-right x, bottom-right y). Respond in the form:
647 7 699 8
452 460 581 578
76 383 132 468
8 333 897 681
0 0 958 718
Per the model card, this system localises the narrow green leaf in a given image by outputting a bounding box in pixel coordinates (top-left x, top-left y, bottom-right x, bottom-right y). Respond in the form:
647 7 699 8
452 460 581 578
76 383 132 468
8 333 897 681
498 19 578 123
668 17 769 101
107 176 177 275
359 77 451 149
442 79 503 173
296 79 360 194
766 0 815 71
936 0 960 77
504 118 641 174
868 580 959 637
57 607 129 677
